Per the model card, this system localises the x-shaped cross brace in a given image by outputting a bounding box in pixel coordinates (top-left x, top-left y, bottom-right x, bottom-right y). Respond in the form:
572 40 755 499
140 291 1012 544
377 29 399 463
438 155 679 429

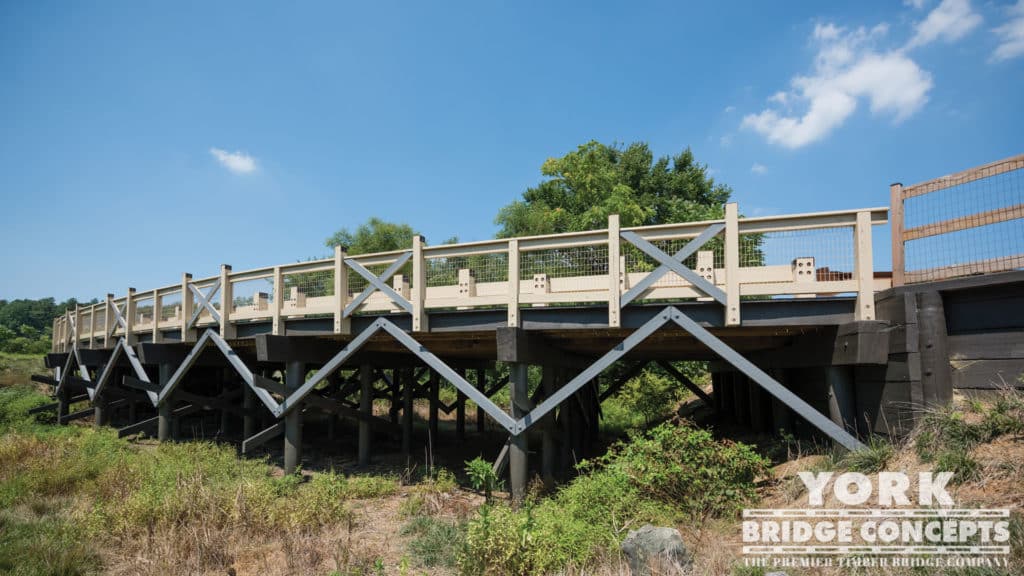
620 223 727 306
188 281 222 327
344 252 414 317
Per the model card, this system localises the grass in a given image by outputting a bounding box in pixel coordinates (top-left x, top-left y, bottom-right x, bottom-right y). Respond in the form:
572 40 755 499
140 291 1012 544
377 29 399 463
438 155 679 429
0 352 45 388
401 515 466 568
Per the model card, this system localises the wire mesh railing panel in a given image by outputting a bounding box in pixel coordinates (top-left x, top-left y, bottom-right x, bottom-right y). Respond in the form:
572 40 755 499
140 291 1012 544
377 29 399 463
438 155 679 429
134 297 155 324
230 277 275 310
521 245 608 280
347 264 389 295
282 269 335 300
160 291 182 322
905 218 1024 283
903 162 1024 283
426 252 509 287
79 313 91 334
740 228 855 282
623 238 725 286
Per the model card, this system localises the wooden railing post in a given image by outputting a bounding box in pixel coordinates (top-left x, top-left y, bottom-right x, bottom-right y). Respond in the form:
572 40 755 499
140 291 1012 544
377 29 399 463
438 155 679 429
104 294 114 348
181 273 195 342
152 289 163 343
854 210 875 321
51 318 58 353
508 239 520 327
220 264 236 339
412 235 428 332
272 266 283 336
87 305 96 348
890 182 905 286
124 288 137 345
334 245 350 335
607 214 621 328
724 202 740 326
72 305 81 349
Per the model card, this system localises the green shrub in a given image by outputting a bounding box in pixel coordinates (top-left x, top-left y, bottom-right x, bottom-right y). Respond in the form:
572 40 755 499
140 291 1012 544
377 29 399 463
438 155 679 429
935 449 981 484
465 456 503 501
459 421 769 575
595 420 770 519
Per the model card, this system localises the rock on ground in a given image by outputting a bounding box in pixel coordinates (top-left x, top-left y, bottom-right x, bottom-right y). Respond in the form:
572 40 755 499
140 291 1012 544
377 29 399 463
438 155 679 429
620 524 692 575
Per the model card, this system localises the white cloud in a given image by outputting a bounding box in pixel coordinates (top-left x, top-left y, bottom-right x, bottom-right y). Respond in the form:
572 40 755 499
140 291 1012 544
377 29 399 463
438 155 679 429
720 134 733 147
742 23 932 149
993 1 1024 61
907 0 982 48
905 0 928 10
724 105 736 113
209 148 257 174
751 163 768 174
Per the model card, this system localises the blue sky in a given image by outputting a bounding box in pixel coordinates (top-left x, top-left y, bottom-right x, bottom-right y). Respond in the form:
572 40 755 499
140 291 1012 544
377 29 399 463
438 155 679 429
1 0 1022 301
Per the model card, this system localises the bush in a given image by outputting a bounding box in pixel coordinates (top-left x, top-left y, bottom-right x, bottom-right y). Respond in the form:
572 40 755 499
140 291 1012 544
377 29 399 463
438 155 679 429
595 420 770 519
465 456 503 502
459 421 769 575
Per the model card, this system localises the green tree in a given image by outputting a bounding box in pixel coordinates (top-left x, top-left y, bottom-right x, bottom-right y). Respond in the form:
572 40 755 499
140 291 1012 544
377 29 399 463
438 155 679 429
324 217 418 255
495 140 731 237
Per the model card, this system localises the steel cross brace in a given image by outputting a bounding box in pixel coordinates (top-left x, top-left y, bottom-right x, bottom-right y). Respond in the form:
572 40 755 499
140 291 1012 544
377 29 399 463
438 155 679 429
344 252 414 317
92 337 157 405
276 318 516 429
107 299 128 339
620 224 727 306
511 305 865 451
188 281 222 327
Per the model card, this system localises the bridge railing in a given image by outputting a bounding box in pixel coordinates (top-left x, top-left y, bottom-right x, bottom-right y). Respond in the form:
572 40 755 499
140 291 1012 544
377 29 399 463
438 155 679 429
891 153 1024 285
52 203 889 351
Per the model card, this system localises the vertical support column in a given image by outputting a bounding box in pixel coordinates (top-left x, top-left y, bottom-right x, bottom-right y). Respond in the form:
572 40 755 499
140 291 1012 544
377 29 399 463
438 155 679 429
402 368 414 455
507 239 520 327
732 373 750 424
389 369 401 425
476 369 486 433
283 361 304 475
152 289 163 343
412 235 428 332
455 369 466 443
181 273 195 343
508 362 529 504
51 317 58 353
724 202 740 326
428 370 439 444
220 265 236 339
219 369 231 436
748 379 770 433
272 266 283 336
770 368 793 435
541 365 556 486
242 384 255 441
854 210 875 321
826 366 856 434
359 364 372 466
917 291 952 407
559 367 573 479
124 288 137 345
890 183 905 287
56 373 69 422
334 245 351 334
607 214 621 328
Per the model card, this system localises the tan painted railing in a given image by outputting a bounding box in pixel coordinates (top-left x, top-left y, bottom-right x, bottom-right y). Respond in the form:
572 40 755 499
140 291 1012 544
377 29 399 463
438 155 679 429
52 203 889 352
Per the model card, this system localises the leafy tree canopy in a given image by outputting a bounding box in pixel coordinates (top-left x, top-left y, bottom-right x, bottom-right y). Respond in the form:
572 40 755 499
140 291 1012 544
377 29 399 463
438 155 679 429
495 140 731 237
325 217 418 255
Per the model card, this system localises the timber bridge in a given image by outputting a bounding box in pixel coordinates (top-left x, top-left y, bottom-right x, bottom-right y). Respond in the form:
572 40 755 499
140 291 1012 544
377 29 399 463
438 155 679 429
38 153 1024 499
